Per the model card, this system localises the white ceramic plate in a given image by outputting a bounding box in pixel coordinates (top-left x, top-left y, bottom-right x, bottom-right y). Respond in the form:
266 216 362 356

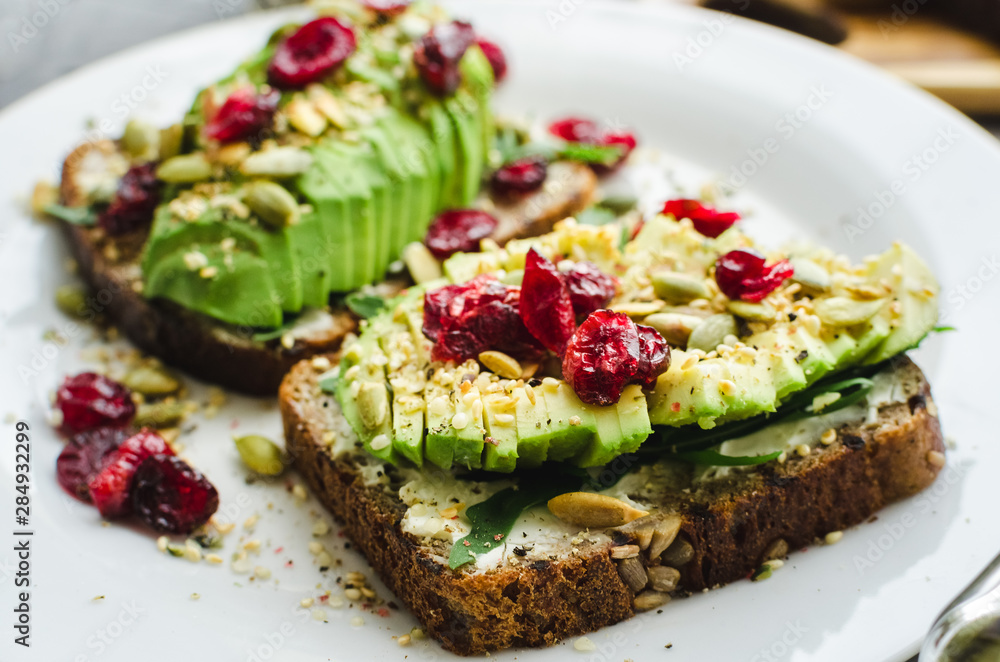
1 2 999 660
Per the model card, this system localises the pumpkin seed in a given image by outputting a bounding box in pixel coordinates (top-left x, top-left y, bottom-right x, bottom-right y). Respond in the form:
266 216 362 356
647 565 681 593
402 241 442 284
813 296 884 326
55 284 88 319
608 300 665 318
285 97 328 137
634 590 670 611
134 401 188 428
122 365 181 396
647 514 682 559
478 350 522 380
245 181 300 229
686 313 738 352
660 536 694 567
159 124 184 160
234 435 286 476
240 146 313 177
357 382 389 429
158 153 213 183
651 271 711 303
727 300 776 322
762 538 788 563
122 119 160 161
616 556 648 592
789 257 831 291
547 492 649 528
642 312 703 346
610 544 640 560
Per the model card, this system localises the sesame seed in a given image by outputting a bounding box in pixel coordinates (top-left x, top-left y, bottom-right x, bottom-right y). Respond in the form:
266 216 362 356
927 450 946 467
300 598 315 608
199 266 218 279
681 355 699 371
568 415 582 427
206 554 223 564
472 399 483 419
243 539 262 552
719 380 737 397
795 443 811 457
524 383 536 405
821 428 837 445
308 542 325 556
350 616 365 627
765 559 784 570
156 536 168 552
190 593 201 600
312 608 327 622
280 333 295 349
345 588 362 601
777 451 788 464
361 587 376 599
370 434 391 451
311 356 332 370
183 545 202 563
825 531 843 545
398 634 412 646
315 551 333 568
495 413 515 425
292 484 309 501
312 519 331 536
542 377 560 387
244 514 259 530
346 571 366 583
232 558 252 574
574 637 597 652
254 566 271 580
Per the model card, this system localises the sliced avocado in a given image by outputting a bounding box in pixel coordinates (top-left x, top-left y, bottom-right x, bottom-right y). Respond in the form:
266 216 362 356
512 385 553 468
296 155 350 299
445 91 484 206
425 100 459 209
451 388 486 471
863 244 940 364
648 357 729 427
442 251 501 284
482 391 518 472
616 384 652 455
334 331 397 464
575 404 624 468
751 335 808 400
390 392 424 467
845 314 892 366
540 381 597 462
365 114 419 271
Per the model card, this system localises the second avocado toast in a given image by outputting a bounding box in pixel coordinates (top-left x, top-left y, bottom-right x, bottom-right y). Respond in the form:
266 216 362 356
281 208 944 653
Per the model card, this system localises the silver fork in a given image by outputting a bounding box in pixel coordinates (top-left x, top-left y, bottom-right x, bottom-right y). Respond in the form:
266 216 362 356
920 552 1000 661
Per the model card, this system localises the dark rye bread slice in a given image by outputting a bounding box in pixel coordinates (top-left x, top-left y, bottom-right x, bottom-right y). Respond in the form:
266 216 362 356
58 141 597 395
279 354 945 656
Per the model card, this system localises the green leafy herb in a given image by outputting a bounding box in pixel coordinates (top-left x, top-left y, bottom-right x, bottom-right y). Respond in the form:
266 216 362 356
449 470 583 569
44 204 96 226
575 206 617 227
251 319 297 342
670 449 783 466
318 368 340 394
557 142 624 167
596 195 639 216
345 292 386 319
932 326 956 333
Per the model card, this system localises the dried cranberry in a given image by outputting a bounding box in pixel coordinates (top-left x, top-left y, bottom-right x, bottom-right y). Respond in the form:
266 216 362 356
519 249 576 355
56 427 130 502
715 249 794 302
563 261 618 318
56 372 135 434
88 429 174 519
424 209 498 260
547 116 637 172
132 455 220 534
634 324 670 388
662 199 740 239
205 88 279 143
423 275 543 363
361 0 410 17
268 17 357 89
562 310 642 406
475 38 507 83
491 156 547 198
414 21 476 96
98 163 161 236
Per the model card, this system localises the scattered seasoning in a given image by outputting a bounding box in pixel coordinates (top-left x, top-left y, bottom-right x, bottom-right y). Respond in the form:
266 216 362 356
825 530 844 545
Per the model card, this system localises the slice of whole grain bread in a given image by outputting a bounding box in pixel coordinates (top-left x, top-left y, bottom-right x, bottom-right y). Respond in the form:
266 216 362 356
279 354 944 655
57 141 597 395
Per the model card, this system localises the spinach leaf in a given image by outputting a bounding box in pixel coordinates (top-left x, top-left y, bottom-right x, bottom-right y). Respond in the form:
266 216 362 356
44 204 96 226
575 206 617 227
317 368 340 395
670 449 782 466
345 292 387 319
449 470 583 569
558 142 623 166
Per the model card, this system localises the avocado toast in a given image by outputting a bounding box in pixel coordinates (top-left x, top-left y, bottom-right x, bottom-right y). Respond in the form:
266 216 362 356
50 2 597 394
280 210 944 654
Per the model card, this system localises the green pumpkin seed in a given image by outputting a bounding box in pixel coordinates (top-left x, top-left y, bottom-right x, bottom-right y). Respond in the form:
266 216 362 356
134 401 188 428
55 284 88 319
245 181 301 229
234 435 286 476
122 365 181 396
651 271 712 303
157 153 212 183
686 313 738 352
643 312 703 346
159 124 184 161
609 300 665 318
122 119 160 161
789 257 831 291
813 297 885 326
240 146 313 178
727 300 777 322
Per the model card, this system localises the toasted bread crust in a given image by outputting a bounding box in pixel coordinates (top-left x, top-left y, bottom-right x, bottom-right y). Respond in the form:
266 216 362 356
280 356 944 655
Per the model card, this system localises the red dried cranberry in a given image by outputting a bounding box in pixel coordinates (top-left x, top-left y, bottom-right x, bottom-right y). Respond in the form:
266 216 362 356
205 88 279 143
424 209 498 260
662 199 740 239
361 0 410 17
634 324 670 388
519 249 576 355
88 429 174 519
562 310 642 406
563 261 618 318
491 156 547 198
423 275 543 363
475 38 507 83
56 372 135 434
131 455 220 534
414 21 476 96
56 427 130 502
98 163 161 236
268 17 357 89
547 116 637 172
715 249 794 302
